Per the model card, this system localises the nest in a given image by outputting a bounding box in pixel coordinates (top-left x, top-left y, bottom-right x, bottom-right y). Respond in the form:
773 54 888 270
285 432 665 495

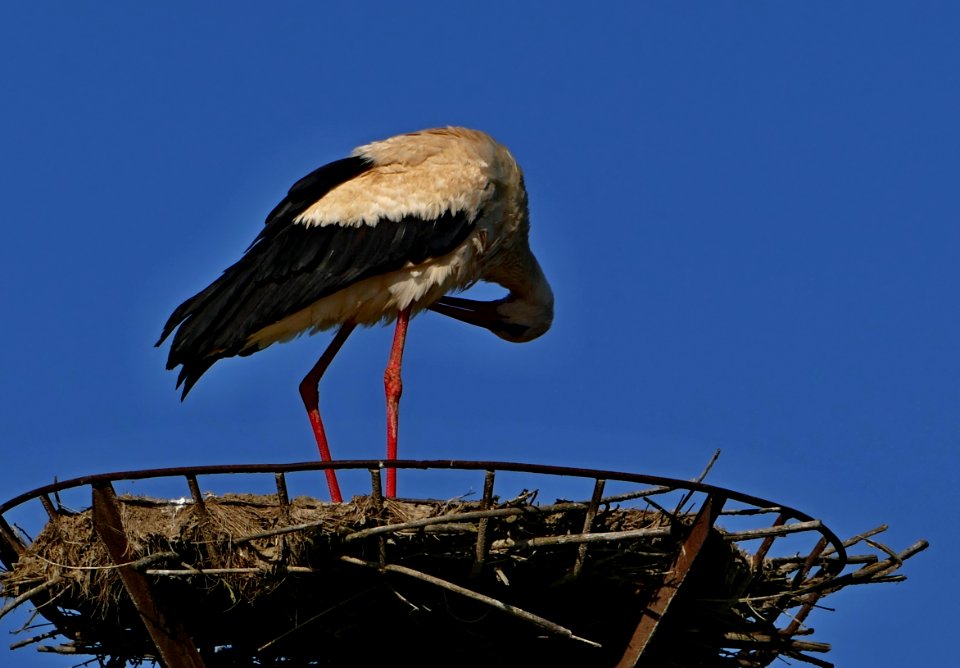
0 476 926 668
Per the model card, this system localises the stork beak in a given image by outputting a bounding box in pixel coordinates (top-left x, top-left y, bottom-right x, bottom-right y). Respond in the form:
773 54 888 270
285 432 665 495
429 296 534 341
428 296 503 329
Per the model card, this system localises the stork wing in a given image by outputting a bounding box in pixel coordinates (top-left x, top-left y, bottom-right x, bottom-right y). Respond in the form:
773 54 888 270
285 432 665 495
157 156 478 396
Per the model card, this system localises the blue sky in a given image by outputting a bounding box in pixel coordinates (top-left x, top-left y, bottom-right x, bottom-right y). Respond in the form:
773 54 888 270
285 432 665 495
1 2 956 665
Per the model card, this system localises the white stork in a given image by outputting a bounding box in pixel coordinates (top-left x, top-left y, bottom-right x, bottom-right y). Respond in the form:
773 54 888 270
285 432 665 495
157 127 553 502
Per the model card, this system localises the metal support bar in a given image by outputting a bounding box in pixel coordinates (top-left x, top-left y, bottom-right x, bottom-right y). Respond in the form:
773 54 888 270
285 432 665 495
275 473 291 519
792 536 828 588
470 470 496 577
185 476 206 514
368 468 387 567
615 494 726 668
39 495 59 523
571 478 605 578
185 475 220 567
780 539 830 638
0 515 24 566
91 482 206 668
752 512 787 571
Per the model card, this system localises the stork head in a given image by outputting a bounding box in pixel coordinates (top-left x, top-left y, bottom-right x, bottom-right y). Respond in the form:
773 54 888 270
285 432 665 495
488 291 554 342
428 287 554 343
430 242 554 342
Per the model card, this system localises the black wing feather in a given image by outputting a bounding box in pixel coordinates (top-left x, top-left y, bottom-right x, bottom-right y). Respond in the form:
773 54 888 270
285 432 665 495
157 155 374 347
259 156 375 236
157 154 477 397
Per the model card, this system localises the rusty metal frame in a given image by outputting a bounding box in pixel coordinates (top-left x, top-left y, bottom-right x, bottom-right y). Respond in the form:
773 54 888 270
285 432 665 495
91 482 206 668
0 515 23 565
615 493 726 667
470 469 497 577
571 478 606 579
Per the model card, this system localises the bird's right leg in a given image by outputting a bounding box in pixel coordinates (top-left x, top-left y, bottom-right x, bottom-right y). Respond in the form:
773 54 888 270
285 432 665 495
299 323 356 503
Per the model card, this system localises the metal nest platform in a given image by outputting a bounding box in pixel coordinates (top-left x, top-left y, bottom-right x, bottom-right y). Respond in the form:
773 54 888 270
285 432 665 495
0 460 927 668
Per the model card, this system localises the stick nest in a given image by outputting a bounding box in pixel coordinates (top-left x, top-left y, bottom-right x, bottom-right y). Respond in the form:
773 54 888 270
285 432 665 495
1 491 924 667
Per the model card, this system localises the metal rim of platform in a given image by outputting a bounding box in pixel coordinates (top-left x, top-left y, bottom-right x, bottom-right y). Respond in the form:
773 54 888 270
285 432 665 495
0 458 847 560
1 459 856 667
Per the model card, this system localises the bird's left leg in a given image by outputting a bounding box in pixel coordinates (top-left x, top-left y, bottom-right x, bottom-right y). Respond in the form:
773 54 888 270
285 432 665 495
300 323 356 503
383 307 411 498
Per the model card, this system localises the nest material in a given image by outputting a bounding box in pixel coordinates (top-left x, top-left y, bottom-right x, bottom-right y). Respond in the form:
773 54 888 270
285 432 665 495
0 490 924 668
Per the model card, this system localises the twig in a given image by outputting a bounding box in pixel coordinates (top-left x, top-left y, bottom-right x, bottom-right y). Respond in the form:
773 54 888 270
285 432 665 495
846 540 928 581
339 555 602 648
230 503 583 545
640 495 681 524
9 628 63 650
491 527 671 552
145 566 316 576
470 469 497 577
257 585 378 651
343 503 586 543
422 523 476 534
231 519 338 543
723 520 822 541
718 506 783 516
821 525 887 556
864 537 902 566
714 631 830 653
36 644 82 655
0 578 60 622
571 478 605 578
598 486 672 505
767 554 877 567
674 448 721 514
739 539 929 603
32 551 179 572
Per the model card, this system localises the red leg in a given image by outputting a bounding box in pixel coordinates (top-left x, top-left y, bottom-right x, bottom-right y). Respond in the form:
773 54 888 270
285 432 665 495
299 324 356 503
384 308 411 498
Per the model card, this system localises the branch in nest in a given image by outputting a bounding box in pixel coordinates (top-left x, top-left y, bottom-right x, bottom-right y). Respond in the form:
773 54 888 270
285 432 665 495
0 577 61 622
342 502 589 543
490 526 671 552
339 555 602 648
722 520 823 542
